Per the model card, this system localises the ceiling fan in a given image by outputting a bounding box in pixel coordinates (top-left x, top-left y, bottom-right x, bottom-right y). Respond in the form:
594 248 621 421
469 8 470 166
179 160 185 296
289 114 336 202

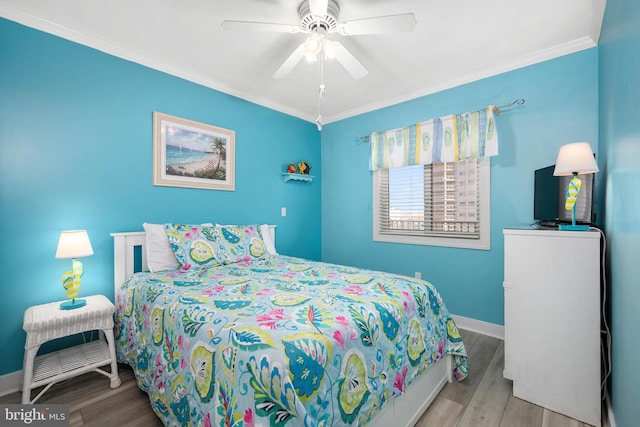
221 0 416 80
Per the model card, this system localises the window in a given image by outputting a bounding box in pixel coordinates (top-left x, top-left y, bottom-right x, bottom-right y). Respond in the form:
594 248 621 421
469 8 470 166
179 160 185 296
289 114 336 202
373 158 490 249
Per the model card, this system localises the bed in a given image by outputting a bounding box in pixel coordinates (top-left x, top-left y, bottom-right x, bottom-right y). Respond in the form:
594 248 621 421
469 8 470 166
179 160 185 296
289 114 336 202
111 224 467 427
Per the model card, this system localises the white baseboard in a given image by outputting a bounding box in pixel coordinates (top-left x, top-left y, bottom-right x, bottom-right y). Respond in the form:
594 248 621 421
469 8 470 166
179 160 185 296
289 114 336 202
452 314 504 340
0 370 22 398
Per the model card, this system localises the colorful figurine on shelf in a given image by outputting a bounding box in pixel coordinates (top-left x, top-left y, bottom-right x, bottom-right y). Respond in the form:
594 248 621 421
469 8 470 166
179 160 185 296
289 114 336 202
287 163 297 174
298 161 311 175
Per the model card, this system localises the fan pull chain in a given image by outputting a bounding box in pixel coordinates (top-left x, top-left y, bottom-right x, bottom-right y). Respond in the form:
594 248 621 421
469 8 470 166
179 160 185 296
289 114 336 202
319 50 325 99
316 52 324 131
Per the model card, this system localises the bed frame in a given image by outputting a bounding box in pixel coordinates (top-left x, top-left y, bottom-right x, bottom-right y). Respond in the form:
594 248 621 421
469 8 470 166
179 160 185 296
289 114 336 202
110 230 452 427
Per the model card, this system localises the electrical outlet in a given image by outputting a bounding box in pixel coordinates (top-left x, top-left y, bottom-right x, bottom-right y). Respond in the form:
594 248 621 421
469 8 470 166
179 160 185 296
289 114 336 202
281 207 287 217
414 272 422 280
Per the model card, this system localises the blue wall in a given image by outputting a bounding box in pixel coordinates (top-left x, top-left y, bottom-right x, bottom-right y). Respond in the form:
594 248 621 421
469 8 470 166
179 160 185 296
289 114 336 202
599 0 640 425
321 49 599 325
0 18 321 375
3 5 635 425
0 12 609 397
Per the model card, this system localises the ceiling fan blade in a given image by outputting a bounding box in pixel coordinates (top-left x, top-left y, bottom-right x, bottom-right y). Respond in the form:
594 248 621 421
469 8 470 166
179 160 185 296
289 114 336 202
333 42 368 80
273 43 306 79
309 0 328 17
222 20 300 33
339 13 416 35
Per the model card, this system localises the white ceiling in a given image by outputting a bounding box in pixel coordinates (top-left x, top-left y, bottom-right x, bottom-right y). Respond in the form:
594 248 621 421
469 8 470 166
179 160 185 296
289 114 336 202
0 0 606 124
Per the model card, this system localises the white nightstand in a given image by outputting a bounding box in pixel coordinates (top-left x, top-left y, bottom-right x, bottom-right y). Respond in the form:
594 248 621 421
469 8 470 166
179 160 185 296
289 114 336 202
22 294 121 404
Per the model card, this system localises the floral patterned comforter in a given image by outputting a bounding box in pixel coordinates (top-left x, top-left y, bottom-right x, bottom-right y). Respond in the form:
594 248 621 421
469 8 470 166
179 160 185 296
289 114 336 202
115 255 467 427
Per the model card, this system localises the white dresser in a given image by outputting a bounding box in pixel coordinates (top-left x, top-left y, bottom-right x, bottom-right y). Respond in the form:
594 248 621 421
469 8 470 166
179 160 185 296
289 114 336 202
503 228 601 426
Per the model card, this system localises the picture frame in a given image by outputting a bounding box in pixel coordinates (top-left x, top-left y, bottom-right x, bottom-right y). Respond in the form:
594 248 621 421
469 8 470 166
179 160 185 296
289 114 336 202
153 112 235 191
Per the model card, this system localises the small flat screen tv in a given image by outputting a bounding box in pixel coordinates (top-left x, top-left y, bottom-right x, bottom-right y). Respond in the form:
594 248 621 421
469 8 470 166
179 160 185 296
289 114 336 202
534 165 595 226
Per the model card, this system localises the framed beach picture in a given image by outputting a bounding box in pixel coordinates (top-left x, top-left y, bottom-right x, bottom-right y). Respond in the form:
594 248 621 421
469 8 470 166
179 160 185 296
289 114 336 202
153 112 235 191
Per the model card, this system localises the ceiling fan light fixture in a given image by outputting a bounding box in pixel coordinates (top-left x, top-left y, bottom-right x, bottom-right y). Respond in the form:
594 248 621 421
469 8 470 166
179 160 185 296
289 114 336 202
304 34 323 60
323 40 337 59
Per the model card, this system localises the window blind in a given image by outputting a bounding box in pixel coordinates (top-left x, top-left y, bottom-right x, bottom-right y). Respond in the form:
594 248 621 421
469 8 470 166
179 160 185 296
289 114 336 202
378 159 480 239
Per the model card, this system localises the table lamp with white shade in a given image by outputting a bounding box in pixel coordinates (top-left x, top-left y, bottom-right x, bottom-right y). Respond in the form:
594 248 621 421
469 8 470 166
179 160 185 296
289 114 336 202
553 142 599 231
55 230 94 310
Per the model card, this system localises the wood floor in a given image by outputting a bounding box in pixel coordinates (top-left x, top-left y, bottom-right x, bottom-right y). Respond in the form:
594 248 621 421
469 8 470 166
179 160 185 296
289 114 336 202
416 330 597 427
0 329 598 427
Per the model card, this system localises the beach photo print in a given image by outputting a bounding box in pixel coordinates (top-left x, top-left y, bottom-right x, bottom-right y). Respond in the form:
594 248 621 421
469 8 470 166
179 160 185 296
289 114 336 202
153 112 235 191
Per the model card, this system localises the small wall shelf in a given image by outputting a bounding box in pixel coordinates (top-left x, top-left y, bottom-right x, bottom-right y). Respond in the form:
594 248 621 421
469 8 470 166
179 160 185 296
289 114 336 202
282 173 314 183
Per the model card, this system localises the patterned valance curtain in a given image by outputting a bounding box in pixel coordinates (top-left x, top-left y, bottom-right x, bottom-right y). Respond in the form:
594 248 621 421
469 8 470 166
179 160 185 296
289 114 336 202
368 106 499 171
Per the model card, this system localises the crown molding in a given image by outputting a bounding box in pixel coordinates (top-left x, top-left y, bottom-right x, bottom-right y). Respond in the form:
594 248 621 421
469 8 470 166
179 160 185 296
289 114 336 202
323 36 598 124
1 5 598 126
0 6 315 123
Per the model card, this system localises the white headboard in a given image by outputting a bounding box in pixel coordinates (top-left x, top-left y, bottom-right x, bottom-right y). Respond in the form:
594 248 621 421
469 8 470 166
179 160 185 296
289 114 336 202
110 231 147 293
110 226 276 294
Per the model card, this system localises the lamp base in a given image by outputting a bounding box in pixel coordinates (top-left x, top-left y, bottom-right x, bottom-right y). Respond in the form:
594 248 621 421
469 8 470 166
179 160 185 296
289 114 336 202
60 298 86 310
558 224 590 231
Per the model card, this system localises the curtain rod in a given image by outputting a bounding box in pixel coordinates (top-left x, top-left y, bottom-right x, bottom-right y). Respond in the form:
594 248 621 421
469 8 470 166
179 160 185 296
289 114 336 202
355 98 525 144
494 98 525 114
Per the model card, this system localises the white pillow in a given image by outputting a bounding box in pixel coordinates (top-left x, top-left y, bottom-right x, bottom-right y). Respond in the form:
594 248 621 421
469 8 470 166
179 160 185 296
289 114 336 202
260 224 277 255
143 223 213 272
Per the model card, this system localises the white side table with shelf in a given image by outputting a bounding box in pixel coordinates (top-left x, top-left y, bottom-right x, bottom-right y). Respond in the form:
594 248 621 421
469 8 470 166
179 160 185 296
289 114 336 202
22 294 121 404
